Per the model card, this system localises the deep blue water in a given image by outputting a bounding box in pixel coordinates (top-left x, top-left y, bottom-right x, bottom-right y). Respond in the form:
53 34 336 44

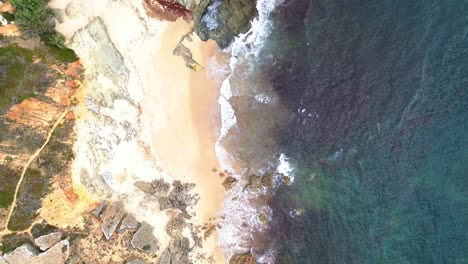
258 0 468 263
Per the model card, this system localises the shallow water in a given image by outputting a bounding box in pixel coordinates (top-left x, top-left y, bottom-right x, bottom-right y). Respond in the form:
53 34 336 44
219 0 468 262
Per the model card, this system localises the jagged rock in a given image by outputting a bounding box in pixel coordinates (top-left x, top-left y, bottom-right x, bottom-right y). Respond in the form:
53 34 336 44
158 237 191 264
173 34 201 70
32 240 69 264
131 222 159 255
134 178 170 196
244 175 262 190
193 0 257 48
118 214 140 233
158 181 198 213
100 202 126 240
222 176 237 190
165 214 187 238
230 253 256 264
34 231 62 251
261 172 276 188
134 181 154 194
0 257 7 264
126 259 147 264
152 178 171 196
2 243 38 264
92 201 107 217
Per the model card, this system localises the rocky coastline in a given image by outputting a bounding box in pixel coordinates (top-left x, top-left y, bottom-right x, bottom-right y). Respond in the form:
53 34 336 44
0 0 260 262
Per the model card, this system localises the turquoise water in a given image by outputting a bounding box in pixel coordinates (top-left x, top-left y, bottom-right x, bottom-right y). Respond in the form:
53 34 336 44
257 0 468 263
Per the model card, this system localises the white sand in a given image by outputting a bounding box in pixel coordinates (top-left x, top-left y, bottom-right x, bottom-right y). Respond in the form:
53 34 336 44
49 0 226 262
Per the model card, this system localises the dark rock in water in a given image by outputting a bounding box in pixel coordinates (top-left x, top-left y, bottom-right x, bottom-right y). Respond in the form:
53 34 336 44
131 222 159 255
244 175 262 190
230 252 256 264
222 176 237 190
158 237 191 264
192 0 257 48
100 202 126 240
118 214 140 233
158 181 198 213
261 172 276 188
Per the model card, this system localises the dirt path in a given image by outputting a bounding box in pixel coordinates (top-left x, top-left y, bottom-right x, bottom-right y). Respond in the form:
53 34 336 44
0 108 70 236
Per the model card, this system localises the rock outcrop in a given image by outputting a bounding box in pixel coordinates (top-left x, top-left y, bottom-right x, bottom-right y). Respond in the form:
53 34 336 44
158 181 198 213
99 202 126 240
131 222 159 255
158 237 191 264
34 231 62 251
193 0 257 48
118 214 140 233
2 240 69 264
230 252 256 264
2 243 38 263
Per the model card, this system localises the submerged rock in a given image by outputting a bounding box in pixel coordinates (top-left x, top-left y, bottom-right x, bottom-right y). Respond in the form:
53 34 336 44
222 176 237 190
230 252 256 264
131 222 159 255
193 0 257 48
34 231 62 251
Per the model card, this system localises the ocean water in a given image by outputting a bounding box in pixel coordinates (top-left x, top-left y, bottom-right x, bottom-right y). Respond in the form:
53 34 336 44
217 0 468 263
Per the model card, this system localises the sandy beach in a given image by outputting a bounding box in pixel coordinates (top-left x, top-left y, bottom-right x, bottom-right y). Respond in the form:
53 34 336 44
47 0 227 262
140 20 226 262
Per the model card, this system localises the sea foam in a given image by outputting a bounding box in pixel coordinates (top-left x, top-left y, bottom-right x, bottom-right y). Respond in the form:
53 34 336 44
214 0 287 262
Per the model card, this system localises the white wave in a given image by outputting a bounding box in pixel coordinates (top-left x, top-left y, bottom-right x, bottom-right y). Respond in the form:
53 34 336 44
214 0 287 261
277 153 295 182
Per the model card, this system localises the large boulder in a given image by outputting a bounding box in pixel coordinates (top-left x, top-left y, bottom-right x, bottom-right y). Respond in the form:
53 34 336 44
193 0 257 48
230 253 257 264
34 231 62 251
2 244 39 264
32 240 69 264
118 214 140 233
131 222 159 255
100 202 126 240
158 237 191 264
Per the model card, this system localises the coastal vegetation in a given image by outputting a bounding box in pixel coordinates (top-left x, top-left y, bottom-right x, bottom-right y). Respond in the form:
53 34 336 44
9 0 78 61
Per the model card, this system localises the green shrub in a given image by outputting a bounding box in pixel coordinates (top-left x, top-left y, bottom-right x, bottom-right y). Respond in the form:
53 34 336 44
1 12 15 22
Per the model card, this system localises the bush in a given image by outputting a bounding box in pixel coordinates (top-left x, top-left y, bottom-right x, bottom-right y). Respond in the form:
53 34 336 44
10 0 67 49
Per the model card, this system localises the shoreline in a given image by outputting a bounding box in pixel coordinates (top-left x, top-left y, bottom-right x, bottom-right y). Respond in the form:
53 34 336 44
141 19 226 262
48 0 228 262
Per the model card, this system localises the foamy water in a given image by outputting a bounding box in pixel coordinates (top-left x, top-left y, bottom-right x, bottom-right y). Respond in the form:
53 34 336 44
213 0 291 262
